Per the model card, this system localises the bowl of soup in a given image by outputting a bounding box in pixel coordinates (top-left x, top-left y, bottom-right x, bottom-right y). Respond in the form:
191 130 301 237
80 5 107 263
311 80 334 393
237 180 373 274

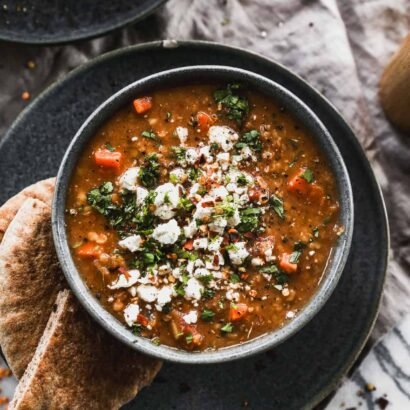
52 66 353 363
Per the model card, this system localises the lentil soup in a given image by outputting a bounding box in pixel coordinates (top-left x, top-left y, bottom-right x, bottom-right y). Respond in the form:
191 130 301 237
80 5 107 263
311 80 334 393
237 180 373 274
66 83 344 351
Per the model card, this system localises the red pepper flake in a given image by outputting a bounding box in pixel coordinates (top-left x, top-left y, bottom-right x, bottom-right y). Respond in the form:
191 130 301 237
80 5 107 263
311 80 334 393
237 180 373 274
201 200 214 208
21 91 30 101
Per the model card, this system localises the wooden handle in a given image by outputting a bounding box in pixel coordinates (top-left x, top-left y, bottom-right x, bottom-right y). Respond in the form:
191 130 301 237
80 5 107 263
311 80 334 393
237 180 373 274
379 33 410 134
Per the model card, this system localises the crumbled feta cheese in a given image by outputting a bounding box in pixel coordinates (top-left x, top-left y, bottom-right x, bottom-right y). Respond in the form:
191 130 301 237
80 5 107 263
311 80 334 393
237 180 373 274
199 145 213 162
208 126 239 152
183 219 198 238
108 269 140 289
184 277 204 300
183 310 198 324
175 126 188 145
251 257 265 266
118 235 143 252
193 200 214 221
155 286 174 311
228 242 249 265
286 311 296 319
216 152 230 170
119 167 140 191
169 167 187 184
186 148 199 164
209 217 227 234
193 237 208 249
154 183 180 220
128 286 137 297
137 285 159 303
205 252 224 270
210 186 229 200
227 208 241 227
208 237 223 252
194 267 211 278
225 289 240 301
136 186 149 206
123 303 140 326
152 219 181 245
226 182 238 193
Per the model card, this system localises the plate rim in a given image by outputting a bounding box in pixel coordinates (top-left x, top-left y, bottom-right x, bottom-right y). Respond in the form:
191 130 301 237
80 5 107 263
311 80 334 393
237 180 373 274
0 40 390 409
0 0 167 45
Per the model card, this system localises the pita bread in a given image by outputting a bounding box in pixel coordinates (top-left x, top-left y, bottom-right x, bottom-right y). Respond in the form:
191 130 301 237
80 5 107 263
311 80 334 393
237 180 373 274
0 198 66 378
10 290 162 410
0 177 55 242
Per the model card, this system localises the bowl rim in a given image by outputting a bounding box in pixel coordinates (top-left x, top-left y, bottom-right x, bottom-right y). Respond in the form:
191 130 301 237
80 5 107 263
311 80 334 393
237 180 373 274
52 65 354 364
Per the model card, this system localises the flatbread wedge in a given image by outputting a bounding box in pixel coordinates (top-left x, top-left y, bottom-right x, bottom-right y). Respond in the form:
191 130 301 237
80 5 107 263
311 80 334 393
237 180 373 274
0 177 55 242
10 290 162 410
0 198 66 378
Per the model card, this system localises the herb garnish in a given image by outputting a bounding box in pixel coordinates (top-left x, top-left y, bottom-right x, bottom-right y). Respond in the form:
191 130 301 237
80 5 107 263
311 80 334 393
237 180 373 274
300 168 314 183
105 142 115 152
214 83 249 124
230 273 241 283
269 194 285 219
237 207 261 233
260 264 289 285
172 146 187 165
141 130 160 143
235 129 262 152
221 322 234 333
289 241 306 264
139 154 160 188
201 308 215 321
185 333 193 344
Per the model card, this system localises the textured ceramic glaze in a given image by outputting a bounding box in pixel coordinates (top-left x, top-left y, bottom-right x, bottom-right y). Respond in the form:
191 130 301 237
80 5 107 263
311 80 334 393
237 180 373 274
52 65 354 365
0 0 166 44
0 41 388 409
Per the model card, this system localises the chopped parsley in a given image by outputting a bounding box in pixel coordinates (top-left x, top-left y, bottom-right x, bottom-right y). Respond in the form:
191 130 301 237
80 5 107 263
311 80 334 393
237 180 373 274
269 194 285 219
105 142 115 152
236 173 248 186
201 308 215 321
235 129 262 152
230 273 241 283
237 207 261 233
221 322 234 333
185 332 193 344
141 130 160 143
214 83 249 124
289 241 307 264
300 168 314 183
260 264 289 285
139 154 160 188
172 146 187 165
178 197 195 212
188 167 201 181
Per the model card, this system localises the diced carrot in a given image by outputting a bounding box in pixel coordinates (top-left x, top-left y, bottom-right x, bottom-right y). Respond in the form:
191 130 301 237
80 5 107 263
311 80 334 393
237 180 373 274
279 253 298 273
133 97 152 114
229 303 248 321
183 239 194 251
76 242 102 258
287 174 310 195
197 111 214 131
94 149 122 169
137 314 149 327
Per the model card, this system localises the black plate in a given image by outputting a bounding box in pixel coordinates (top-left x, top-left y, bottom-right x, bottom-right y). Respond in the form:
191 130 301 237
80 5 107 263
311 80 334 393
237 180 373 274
0 0 166 44
0 41 388 409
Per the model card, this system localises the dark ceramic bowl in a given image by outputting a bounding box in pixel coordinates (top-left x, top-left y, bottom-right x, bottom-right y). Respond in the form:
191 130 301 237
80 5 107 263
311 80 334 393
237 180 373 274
52 66 353 364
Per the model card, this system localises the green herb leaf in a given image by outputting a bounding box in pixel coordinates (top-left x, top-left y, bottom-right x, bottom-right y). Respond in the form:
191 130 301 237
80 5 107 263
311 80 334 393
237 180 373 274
105 142 115 152
235 129 262 152
221 322 234 333
139 154 160 188
300 168 314 183
201 308 215 321
237 207 261 233
269 194 285 219
230 273 241 283
172 146 187 165
185 332 193 344
214 83 249 124
141 130 160 143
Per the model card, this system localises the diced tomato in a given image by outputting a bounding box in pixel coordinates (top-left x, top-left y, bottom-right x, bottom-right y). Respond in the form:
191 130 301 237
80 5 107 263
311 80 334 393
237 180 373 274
183 239 194 251
279 253 298 273
248 188 261 202
133 97 153 114
197 111 214 131
76 242 102 258
229 303 249 321
287 174 310 195
137 314 149 327
94 149 122 169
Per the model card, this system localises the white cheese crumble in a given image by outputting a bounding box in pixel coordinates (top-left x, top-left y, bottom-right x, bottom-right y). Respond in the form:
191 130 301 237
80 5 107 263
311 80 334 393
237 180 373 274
154 183 180 220
118 235 143 252
152 219 181 245
193 237 208 249
228 242 249 265
155 286 174 311
183 310 198 324
108 269 140 289
123 303 140 327
186 148 199 164
136 186 149 206
183 219 198 238
184 277 204 301
175 126 188 145
119 167 140 191
137 285 159 303
208 125 239 152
